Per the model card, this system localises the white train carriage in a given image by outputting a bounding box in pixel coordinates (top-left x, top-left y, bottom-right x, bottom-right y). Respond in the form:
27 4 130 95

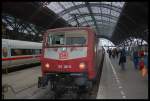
2 39 42 69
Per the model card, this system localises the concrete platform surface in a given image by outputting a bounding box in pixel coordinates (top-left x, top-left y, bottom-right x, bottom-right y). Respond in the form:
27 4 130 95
97 53 148 99
2 66 42 99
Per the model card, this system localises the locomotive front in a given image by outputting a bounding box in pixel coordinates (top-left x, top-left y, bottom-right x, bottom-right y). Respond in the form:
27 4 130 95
39 28 95 90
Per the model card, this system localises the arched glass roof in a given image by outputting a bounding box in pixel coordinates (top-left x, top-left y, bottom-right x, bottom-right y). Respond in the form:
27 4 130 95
118 37 148 47
99 38 115 46
2 14 38 35
99 38 116 50
46 2 125 38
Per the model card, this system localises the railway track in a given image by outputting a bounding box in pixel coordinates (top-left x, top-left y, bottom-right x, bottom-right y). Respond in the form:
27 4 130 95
51 54 105 99
50 81 99 99
3 53 105 99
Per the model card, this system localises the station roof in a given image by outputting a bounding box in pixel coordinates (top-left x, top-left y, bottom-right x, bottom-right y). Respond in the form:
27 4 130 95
2 2 148 45
2 2 70 31
111 2 148 45
45 2 125 39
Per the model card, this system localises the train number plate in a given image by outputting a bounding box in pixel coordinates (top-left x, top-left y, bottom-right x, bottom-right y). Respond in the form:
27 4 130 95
58 65 72 69
59 51 68 59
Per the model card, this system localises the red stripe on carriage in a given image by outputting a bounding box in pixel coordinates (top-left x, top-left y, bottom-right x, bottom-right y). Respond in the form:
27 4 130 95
2 55 41 61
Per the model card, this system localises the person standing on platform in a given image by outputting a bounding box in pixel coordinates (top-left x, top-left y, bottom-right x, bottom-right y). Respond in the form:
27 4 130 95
139 49 145 70
112 48 115 59
139 48 148 77
133 50 139 69
144 47 148 69
116 48 119 59
108 49 112 58
107 49 109 54
142 47 148 77
119 48 126 70
115 48 118 59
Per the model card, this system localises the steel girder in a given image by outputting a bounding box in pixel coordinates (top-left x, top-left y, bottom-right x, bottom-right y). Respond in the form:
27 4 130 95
80 19 116 25
96 34 112 41
68 13 118 23
85 23 115 28
72 2 89 26
59 3 122 16
85 2 99 34
2 13 44 38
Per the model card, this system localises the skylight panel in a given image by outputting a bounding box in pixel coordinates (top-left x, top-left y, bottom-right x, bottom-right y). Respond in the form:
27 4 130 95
69 9 80 14
47 2 64 13
62 14 72 20
97 21 103 24
82 23 88 26
101 2 111 5
31 31 35 35
112 2 125 8
111 10 120 17
24 30 28 34
2 19 7 24
79 7 89 13
78 18 85 23
102 16 109 21
94 16 102 20
102 8 110 14
88 21 94 25
60 2 74 9
74 2 84 5
70 21 77 26
90 2 100 4
91 7 101 13
84 16 92 21
109 19 117 23
6 25 13 30
26 27 32 32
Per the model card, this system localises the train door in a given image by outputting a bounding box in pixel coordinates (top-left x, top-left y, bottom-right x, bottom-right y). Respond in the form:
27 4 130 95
2 40 10 69
94 38 98 70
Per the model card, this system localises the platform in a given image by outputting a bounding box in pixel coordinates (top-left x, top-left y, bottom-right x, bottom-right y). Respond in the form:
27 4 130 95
97 52 148 99
2 66 42 99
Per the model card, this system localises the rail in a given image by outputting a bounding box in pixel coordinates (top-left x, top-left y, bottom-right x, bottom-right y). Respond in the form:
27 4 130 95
2 83 37 99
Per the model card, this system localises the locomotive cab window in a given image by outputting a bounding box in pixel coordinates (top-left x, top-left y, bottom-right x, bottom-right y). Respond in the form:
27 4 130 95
66 37 86 45
47 30 88 46
51 34 65 45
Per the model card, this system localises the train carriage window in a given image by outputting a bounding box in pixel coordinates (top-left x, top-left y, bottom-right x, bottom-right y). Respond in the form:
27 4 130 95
2 47 8 57
32 49 35 55
11 49 22 56
11 49 41 56
25 49 29 55
29 49 33 55
34 50 38 55
34 49 41 54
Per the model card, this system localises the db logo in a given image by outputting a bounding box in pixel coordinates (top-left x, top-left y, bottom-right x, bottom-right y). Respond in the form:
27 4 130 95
59 51 68 59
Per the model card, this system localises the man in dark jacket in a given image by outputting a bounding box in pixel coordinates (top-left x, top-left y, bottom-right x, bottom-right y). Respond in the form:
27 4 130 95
108 49 112 58
119 48 126 70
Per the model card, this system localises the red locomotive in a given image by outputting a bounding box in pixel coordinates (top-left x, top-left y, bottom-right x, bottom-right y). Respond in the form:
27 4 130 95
38 27 104 92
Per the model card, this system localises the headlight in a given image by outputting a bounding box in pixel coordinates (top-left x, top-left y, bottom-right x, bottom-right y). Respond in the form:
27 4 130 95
45 63 50 68
79 62 86 69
